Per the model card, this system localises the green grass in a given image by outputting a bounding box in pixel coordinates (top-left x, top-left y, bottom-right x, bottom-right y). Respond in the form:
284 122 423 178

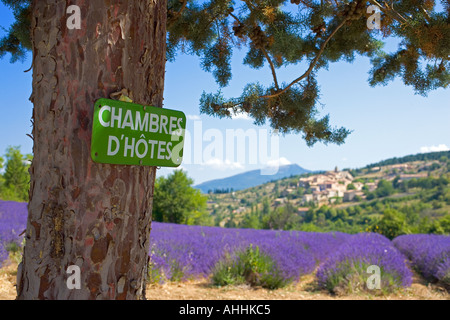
211 244 291 290
322 261 405 295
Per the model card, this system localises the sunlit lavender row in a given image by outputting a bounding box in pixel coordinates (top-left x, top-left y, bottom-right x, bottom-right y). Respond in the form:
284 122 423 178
0 201 27 263
148 223 415 292
316 233 413 293
148 222 350 282
393 234 450 286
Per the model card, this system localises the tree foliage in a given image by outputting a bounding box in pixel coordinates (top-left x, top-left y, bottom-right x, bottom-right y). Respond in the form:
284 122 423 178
1 0 448 146
371 208 408 239
166 0 449 145
364 150 450 169
152 170 210 225
0 0 31 62
0 146 31 201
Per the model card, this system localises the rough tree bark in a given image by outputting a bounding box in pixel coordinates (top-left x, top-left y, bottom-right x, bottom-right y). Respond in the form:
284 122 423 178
17 0 167 299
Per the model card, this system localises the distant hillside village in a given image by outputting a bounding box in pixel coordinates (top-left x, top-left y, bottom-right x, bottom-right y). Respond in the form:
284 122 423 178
298 168 364 205
205 151 450 226
204 151 450 232
221 164 431 217
297 164 428 207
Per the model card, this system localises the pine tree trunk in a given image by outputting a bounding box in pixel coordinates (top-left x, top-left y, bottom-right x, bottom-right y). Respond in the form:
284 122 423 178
17 0 167 300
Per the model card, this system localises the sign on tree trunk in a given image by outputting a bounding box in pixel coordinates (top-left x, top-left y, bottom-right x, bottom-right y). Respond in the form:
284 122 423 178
91 99 186 167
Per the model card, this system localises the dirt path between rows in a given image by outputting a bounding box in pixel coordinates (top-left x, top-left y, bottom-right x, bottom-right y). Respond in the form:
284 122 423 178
146 273 449 300
1 262 448 300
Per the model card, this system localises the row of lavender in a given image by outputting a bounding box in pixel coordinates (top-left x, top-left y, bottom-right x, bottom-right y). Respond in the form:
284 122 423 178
0 200 449 291
149 222 350 282
393 234 450 286
0 201 27 264
149 222 418 292
316 233 413 292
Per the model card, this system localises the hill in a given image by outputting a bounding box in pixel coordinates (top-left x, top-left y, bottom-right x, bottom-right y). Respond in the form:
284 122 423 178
194 164 311 193
207 154 450 235
363 150 450 169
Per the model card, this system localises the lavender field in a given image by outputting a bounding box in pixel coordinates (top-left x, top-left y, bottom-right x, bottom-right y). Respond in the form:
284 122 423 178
0 200 449 294
317 233 413 293
393 234 450 287
0 200 27 263
149 222 350 283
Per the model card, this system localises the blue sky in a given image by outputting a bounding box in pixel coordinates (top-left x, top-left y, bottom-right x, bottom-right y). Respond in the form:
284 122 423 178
0 3 449 185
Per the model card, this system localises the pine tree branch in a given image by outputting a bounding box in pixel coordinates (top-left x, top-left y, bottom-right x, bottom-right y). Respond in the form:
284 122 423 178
367 0 408 25
229 3 279 90
229 12 241 24
167 0 188 28
243 0 257 11
419 5 432 23
260 18 348 99
261 47 280 90
299 0 315 9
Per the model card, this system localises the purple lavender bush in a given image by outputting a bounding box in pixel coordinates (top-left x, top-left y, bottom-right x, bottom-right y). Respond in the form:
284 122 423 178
148 222 350 283
0 200 28 265
211 244 291 289
393 234 450 287
316 233 412 294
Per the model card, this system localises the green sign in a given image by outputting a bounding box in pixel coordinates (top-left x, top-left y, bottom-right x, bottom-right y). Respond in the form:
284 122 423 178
91 98 186 167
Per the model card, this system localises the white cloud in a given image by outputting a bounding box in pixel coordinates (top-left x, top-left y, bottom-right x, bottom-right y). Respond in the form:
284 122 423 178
265 157 292 168
203 158 244 170
231 112 251 121
187 115 201 121
420 144 450 153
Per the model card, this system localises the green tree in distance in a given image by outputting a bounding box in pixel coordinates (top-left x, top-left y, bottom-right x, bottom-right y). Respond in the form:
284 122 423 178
347 183 356 190
153 170 210 225
0 146 31 201
0 155 4 197
376 179 395 197
372 208 408 239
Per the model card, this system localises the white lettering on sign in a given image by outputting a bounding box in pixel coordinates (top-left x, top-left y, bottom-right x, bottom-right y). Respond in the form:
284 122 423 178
136 113 149 131
107 135 120 156
99 105 184 135
160 115 169 134
111 107 122 128
99 105 111 127
158 141 166 160
124 137 135 157
169 116 178 134
97 104 185 164
135 138 148 159
149 114 159 133
122 109 135 130
148 140 158 159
